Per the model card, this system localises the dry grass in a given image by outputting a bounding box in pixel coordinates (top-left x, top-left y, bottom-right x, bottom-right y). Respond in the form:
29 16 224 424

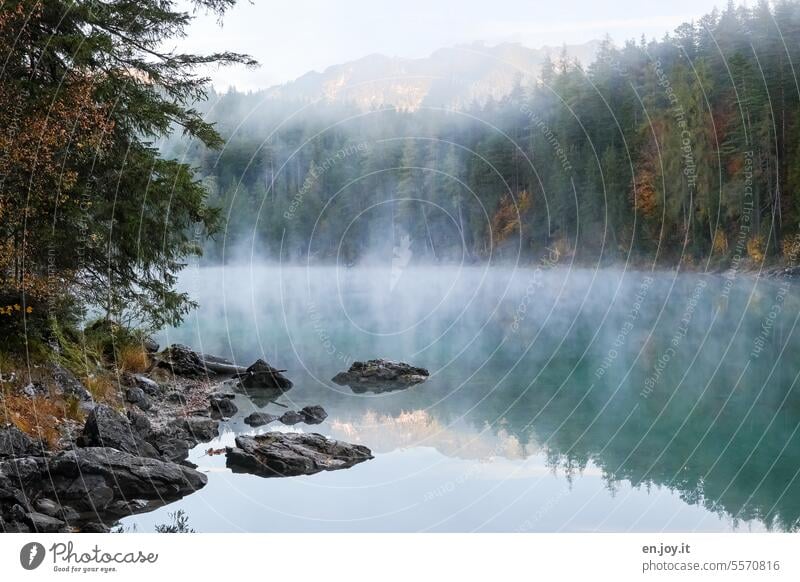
0 389 65 449
83 373 120 403
118 344 149 373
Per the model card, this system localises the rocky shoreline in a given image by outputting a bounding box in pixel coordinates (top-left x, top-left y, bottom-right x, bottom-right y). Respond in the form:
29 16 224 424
0 344 432 532
0 344 245 533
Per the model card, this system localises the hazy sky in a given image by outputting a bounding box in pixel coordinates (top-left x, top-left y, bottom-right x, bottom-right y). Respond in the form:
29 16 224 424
178 0 732 91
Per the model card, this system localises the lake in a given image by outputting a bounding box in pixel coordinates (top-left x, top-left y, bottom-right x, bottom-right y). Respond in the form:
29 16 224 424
120 264 800 532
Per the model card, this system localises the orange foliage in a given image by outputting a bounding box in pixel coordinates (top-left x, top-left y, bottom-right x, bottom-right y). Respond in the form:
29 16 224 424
489 190 532 247
0 4 114 306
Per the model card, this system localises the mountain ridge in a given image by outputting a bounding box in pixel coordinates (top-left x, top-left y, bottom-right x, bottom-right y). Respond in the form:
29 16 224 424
252 40 602 110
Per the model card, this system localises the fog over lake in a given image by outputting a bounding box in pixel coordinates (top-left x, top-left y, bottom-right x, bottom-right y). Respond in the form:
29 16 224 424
122 265 800 532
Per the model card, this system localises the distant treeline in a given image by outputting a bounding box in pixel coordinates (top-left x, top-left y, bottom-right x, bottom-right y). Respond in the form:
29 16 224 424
169 0 800 268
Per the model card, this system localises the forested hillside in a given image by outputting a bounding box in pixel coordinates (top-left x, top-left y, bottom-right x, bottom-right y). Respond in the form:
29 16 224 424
173 0 800 269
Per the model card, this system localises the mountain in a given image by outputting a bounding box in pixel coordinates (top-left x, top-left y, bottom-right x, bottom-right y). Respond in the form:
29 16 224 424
257 40 601 111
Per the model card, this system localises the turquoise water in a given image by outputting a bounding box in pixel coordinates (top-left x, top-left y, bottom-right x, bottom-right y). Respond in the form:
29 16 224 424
121 265 800 532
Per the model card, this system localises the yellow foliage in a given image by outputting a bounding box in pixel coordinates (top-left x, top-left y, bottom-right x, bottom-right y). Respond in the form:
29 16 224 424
747 235 765 263
490 190 532 247
712 230 728 255
552 237 572 260
781 234 800 264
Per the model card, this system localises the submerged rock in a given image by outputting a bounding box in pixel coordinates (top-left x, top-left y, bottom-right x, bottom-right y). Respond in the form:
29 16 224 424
244 412 279 427
332 359 429 393
225 432 373 477
238 359 293 390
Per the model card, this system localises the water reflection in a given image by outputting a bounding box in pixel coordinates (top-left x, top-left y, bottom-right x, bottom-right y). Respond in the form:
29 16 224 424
139 265 800 532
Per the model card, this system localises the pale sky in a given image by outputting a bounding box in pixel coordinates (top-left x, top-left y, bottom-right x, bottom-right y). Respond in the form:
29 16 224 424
177 0 735 91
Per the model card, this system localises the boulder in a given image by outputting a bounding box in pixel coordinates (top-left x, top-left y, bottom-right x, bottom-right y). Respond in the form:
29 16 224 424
179 416 220 442
150 416 219 463
154 344 208 378
132 374 160 396
79 405 160 459
238 359 293 390
50 364 92 401
142 337 159 354
45 447 207 513
124 387 152 411
243 412 279 427
209 392 238 420
154 345 246 378
25 511 65 533
126 410 152 439
299 405 328 424
332 359 429 393
225 432 373 478
0 426 42 458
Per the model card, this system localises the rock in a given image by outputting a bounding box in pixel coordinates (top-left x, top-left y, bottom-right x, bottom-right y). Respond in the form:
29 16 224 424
150 416 219 463
33 497 59 517
132 374 160 396
124 387 152 411
299 405 328 424
238 359 293 390
243 412 279 427
107 498 148 514
46 447 207 513
179 417 220 442
127 410 152 439
154 344 209 378
279 411 304 425
154 344 246 378
151 435 190 464
50 364 92 401
22 382 47 398
142 337 159 354
332 359 429 393
79 405 160 459
0 426 42 458
226 432 373 477
25 511 65 533
209 395 238 419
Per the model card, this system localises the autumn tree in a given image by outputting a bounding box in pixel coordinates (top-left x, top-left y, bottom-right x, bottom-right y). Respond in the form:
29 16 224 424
0 0 254 341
